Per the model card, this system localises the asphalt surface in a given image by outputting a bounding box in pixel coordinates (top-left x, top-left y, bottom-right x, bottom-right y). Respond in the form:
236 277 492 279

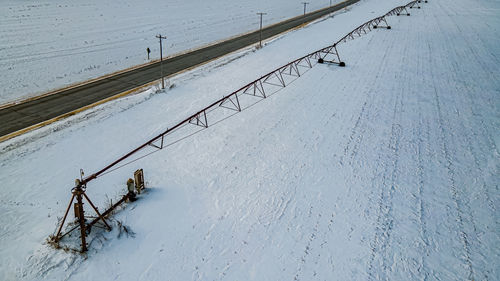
0 0 359 138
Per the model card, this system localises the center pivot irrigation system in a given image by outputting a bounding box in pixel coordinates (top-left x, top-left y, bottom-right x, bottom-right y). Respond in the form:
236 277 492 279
50 0 425 253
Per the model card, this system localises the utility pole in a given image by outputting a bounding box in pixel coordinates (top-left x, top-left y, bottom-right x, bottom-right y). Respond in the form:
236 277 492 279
330 0 332 7
155 34 167 89
302 2 309 15
257 12 267 48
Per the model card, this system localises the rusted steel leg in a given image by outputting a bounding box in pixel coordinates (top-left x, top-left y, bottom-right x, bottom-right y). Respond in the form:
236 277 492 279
203 111 208 128
83 193 111 230
293 63 300 77
259 80 266 98
54 193 75 242
235 94 241 112
382 17 391 29
74 189 87 252
334 45 345 67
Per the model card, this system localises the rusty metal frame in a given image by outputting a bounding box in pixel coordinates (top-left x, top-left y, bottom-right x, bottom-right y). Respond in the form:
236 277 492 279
385 5 411 17
79 53 323 186
50 184 113 252
52 2 424 252
336 1 421 45
52 0 427 252
189 111 209 128
75 0 422 187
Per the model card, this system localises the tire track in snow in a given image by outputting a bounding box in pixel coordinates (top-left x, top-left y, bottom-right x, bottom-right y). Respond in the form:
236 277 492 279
339 31 394 170
339 99 370 167
415 114 431 281
427 9 497 278
456 95 499 233
293 208 320 281
292 203 337 281
442 66 492 280
346 18 407 280
455 106 498 228
190 110 306 280
434 0 499 161
367 88 404 281
452 113 497 280
442 11 500 277
406 12 434 279
440 10 499 231
430 79 475 280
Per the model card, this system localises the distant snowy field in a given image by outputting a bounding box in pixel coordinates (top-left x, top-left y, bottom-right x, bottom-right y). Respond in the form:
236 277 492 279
0 0 339 104
0 0 499 280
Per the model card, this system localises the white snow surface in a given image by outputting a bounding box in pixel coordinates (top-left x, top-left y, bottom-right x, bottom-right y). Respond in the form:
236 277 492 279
0 0 341 105
0 0 499 280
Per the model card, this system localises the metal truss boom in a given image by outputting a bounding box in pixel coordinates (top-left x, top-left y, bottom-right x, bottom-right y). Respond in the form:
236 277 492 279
79 0 423 186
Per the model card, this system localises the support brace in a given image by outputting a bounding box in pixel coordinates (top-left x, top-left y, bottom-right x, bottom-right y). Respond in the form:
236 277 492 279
51 183 111 252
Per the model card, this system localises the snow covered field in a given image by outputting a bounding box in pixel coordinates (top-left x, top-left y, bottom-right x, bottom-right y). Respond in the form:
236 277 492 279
0 0 499 280
0 0 340 105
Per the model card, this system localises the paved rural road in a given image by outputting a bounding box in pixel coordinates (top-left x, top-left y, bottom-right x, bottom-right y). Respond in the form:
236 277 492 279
0 0 358 139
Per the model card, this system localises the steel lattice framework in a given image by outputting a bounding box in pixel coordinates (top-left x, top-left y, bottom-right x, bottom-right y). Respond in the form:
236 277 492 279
51 0 426 252
334 1 422 52
79 0 423 186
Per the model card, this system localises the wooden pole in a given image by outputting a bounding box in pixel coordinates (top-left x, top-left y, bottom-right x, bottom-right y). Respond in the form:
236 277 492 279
156 34 167 89
257 13 267 48
302 2 309 15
